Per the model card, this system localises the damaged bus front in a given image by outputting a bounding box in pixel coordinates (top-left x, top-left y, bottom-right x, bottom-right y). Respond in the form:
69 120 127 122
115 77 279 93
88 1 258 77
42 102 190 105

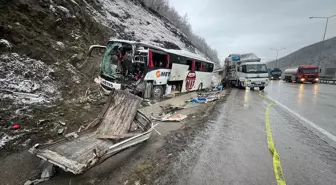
89 39 214 99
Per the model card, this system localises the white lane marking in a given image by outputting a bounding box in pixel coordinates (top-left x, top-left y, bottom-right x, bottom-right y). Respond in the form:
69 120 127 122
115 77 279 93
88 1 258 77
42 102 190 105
266 95 336 142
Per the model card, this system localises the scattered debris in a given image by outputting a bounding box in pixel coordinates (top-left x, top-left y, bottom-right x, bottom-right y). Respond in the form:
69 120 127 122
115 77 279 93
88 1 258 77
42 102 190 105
161 105 184 114
64 132 78 139
24 180 34 185
152 113 187 122
22 139 32 147
77 125 85 133
0 133 21 149
12 124 20 130
37 119 49 125
83 103 91 110
0 39 12 51
191 97 207 103
57 128 65 135
58 121 66 126
40 161 55 179
24 160 55 185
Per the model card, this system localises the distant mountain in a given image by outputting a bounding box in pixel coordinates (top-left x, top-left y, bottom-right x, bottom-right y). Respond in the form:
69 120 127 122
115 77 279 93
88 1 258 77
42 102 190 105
267 37 336 75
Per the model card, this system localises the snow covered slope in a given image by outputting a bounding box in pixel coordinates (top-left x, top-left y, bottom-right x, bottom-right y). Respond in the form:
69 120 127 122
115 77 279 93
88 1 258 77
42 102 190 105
0 0 205 106
86 0 194 50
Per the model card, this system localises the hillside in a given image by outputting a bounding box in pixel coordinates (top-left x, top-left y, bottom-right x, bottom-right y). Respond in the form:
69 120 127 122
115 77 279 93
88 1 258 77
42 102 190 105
267 37 336 74
0 0 215 153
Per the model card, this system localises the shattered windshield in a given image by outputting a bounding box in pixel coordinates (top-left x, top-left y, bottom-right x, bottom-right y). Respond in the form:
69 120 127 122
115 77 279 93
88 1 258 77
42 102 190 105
101 42 125 79
246 64 268 73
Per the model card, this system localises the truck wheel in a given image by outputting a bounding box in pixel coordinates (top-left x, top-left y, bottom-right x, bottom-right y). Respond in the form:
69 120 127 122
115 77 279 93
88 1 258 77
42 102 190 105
237 80 243 89
152 85 164 99
259 86 265 91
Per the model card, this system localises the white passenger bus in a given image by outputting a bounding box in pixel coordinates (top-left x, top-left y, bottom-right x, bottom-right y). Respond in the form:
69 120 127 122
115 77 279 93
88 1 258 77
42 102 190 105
89 39 214 99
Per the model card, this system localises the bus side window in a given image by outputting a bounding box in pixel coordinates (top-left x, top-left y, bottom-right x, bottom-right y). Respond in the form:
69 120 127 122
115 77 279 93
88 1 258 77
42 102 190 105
152 52 167 69
195 61 201 71
187 60 193 70
202 62 209 72
208 63 214 72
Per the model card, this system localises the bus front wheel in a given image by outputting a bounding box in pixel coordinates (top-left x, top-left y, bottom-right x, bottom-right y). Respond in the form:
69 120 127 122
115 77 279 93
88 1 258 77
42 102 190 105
152 85 164 99
259 86 265 91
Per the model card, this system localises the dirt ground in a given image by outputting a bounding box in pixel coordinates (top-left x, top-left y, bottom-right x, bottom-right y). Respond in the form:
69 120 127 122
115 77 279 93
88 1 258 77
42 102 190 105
121 89 231 185
0 89 229 185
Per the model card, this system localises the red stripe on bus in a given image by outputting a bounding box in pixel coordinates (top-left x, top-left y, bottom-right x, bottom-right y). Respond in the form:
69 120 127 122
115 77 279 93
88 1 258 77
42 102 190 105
148 50 154 69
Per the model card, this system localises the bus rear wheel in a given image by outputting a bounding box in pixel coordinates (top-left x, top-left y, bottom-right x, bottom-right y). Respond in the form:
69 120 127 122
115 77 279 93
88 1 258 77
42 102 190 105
152 85 164 99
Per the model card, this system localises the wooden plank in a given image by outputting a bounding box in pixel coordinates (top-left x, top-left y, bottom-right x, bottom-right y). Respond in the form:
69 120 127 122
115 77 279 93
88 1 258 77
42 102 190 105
96 90 142 139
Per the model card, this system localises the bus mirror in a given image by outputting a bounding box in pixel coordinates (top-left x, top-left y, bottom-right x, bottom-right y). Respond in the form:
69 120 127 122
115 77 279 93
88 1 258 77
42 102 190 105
88 45 106 57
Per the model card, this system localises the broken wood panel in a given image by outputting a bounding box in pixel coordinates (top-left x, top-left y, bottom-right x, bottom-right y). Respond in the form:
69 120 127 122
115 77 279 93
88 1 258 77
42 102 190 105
96 90 142 139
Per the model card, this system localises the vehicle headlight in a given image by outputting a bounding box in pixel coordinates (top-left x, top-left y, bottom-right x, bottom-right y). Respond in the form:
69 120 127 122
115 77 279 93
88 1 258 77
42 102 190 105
300 78 305 81
271 77 274 79
315 78 319 81
279 77 281 79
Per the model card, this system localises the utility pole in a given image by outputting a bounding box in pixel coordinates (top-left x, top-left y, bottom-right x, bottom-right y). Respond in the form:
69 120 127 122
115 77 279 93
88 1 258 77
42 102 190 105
309 15 336 72
270 48 286 68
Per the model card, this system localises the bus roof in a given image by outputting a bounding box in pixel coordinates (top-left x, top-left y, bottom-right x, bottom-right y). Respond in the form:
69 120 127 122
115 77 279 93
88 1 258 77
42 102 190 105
109 39 214 64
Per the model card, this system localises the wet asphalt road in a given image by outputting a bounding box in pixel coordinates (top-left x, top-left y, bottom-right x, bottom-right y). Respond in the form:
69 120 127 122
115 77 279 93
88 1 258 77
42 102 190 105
265 80 336 136
162 87 336 185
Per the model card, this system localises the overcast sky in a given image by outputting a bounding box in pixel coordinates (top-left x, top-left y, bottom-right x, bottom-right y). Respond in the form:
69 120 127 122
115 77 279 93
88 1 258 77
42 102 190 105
169 0 336 62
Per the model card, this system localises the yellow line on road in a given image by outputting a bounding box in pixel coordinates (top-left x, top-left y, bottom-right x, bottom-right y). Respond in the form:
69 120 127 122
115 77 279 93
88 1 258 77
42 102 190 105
259 92 286 185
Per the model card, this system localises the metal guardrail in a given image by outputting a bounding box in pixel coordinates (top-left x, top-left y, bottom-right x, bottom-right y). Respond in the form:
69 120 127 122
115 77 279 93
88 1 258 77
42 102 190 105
319 76 336 84
319 79 336 84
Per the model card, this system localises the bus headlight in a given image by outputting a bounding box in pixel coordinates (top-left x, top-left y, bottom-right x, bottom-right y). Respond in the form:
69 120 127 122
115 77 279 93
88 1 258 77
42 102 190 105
300 78 305 82
315 78 319 81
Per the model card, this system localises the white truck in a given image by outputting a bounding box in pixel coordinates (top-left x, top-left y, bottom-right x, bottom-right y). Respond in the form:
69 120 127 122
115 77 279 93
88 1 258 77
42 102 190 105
225 53 269 90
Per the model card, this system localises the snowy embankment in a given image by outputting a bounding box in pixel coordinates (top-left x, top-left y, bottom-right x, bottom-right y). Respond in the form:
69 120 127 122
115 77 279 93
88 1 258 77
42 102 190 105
0 52 60 104
84 0 204 55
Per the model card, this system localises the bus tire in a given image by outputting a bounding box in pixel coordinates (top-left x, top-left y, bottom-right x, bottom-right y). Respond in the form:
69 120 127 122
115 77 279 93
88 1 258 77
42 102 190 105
152 85 164 99
198 83 203 91
259 86 265 91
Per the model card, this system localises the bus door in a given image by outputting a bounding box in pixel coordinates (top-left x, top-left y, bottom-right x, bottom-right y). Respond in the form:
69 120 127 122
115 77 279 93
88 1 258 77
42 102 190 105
169 63 189 81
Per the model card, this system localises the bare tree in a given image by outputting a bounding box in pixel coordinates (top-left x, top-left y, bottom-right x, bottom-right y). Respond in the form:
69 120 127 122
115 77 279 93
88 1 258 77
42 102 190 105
139 0 220 64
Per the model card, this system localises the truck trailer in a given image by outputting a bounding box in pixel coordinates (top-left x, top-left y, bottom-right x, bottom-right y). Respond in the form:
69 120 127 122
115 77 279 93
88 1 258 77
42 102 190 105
225 53 269 90
283 65 319 83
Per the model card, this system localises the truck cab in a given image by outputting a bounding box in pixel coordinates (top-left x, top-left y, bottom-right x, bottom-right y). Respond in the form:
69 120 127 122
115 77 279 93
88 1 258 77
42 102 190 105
237 62 269 90
226 53 269 90
284 65 319 83
269 68 282 80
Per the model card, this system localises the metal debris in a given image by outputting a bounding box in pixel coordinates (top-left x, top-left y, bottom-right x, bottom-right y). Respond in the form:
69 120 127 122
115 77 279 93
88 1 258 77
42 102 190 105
58 121 66 126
